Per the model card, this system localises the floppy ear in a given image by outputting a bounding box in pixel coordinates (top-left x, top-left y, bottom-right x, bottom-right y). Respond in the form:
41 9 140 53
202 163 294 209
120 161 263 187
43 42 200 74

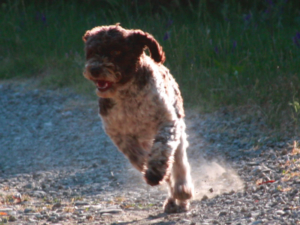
128 30 166 64
82 30 91 42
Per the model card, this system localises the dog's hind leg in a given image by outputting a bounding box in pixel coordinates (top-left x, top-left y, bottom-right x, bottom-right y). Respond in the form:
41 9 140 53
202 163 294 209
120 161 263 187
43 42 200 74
163 155 193 214
172 130 194 202
163 179 188 213
163 126 193 213
162 178 178 213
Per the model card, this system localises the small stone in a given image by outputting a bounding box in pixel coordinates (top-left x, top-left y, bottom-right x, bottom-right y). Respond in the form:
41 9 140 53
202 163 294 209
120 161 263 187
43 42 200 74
281 149 288 155
268 152 277 160
49 216 58 223
91 204 103 209
245 212 252 217
86 214 94 220
275 210 285 216
218 211 227 216
261 172 271 180
23 183 35 189
252 194 260 200
294 178 300 183
8 215 17 222
228 190 235 195
44 122 53 127
99 208 124 215
241 207 247 213
201 195 209 201
289 189 298 197
260 164 271 172
74 201 89 206
35 214 44 220
251 166 262 175
52 202 62 210
62 111 73 117
181 219 191 224
252 186 257 192
32 191 47 198
24 208 34 213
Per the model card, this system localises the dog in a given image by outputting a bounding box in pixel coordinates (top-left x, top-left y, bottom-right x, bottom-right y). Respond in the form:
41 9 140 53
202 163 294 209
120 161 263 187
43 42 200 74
82 24 194 213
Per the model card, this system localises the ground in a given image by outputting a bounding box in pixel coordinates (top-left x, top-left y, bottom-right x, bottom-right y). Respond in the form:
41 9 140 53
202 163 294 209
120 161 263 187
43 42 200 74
0 80 299 225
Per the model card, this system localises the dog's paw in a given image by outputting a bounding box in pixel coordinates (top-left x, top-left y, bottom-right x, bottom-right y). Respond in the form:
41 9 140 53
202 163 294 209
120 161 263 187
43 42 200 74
163 198 190 214
144 159 170 186
176 200 190 213
163 198 177 213
144 167 164 186
173 180 194 200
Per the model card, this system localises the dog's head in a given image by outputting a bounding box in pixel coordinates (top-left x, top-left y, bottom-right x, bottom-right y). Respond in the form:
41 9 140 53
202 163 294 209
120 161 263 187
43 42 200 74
83 24 165 98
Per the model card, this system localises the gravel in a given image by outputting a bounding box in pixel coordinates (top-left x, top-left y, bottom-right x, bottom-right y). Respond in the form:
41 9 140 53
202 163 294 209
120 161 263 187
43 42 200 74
0 80 299 224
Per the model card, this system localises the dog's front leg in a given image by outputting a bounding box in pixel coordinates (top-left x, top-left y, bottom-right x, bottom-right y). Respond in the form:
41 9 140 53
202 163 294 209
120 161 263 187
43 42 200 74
144 121 181 186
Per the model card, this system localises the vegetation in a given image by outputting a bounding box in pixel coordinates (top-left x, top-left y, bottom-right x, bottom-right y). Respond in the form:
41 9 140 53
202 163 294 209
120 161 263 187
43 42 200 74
1 0 299 128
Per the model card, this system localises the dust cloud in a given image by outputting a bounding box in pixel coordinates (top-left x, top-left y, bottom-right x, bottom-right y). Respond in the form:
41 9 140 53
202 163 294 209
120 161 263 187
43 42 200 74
190 159 244 200
187 118 245 200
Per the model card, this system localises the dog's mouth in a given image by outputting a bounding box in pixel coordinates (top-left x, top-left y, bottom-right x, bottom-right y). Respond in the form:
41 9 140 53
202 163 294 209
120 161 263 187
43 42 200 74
96 80 114 92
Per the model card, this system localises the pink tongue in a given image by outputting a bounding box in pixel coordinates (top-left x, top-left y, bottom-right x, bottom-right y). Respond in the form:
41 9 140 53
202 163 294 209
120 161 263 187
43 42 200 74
97 81 112 90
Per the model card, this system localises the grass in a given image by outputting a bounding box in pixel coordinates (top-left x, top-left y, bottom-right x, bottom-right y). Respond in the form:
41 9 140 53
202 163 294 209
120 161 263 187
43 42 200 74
0 0 300 128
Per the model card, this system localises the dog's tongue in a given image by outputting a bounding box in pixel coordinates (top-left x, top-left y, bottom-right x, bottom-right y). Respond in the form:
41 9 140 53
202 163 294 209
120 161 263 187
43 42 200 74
97 80 112 90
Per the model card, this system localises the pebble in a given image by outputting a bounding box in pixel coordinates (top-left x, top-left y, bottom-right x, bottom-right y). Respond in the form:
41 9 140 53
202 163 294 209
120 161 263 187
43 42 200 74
0 82 299 224
24 208 35 213
52 202 62 210
218 211 227 216
99 208 124 215
74 201 90 206
32 190 47 198
8 215 17 222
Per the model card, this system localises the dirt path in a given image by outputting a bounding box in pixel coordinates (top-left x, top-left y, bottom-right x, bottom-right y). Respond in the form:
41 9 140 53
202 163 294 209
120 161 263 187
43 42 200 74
0 80 299 224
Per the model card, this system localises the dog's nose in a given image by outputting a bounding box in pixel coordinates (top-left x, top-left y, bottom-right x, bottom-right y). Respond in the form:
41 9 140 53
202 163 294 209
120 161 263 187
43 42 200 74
89 67 102 77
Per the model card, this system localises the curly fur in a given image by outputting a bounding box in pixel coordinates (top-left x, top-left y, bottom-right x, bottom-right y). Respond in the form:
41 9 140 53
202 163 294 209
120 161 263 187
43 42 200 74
83 24 194 213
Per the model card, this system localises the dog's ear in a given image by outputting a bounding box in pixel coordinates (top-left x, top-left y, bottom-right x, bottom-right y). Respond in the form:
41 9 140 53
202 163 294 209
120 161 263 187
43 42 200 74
128 30 166 64
82 30 91 42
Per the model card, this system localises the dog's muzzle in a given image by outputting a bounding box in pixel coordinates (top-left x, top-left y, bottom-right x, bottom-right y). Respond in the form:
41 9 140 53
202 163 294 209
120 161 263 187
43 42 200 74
84 61 121 93
87 66 113 91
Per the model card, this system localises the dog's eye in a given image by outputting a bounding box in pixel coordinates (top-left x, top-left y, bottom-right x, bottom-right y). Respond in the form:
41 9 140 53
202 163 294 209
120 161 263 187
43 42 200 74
111 50 121 56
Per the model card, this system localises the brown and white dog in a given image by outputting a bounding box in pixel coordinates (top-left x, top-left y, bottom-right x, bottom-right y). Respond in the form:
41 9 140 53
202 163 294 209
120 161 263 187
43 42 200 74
82 24 194 213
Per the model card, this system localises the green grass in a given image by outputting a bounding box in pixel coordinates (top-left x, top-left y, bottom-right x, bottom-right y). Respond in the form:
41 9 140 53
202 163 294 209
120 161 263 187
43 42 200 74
1 0 300 128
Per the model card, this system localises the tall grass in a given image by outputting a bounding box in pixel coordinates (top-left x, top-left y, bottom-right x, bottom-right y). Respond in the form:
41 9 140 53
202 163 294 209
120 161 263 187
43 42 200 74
1 0 299 128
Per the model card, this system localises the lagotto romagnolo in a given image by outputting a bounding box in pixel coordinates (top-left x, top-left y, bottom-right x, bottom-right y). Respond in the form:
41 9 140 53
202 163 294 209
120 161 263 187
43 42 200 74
82 24 194 213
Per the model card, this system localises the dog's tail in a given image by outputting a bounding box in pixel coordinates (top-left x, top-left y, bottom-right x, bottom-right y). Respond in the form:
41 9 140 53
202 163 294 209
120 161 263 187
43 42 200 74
130 30 166 64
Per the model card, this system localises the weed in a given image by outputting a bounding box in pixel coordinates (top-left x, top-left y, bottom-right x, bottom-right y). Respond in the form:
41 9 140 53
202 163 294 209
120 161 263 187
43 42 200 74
72 196 83 202
289 99 300 130
63 206 75 213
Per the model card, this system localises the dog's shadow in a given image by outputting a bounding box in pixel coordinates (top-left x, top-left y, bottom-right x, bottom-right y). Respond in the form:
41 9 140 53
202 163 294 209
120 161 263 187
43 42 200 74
113 212 177 225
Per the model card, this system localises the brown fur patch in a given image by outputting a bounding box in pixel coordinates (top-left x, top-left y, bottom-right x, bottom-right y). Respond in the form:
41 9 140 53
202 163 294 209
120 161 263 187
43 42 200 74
99 98 115 116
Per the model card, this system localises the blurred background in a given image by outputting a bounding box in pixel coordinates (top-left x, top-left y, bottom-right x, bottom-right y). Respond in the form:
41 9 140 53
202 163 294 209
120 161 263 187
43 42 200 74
0 0 299 128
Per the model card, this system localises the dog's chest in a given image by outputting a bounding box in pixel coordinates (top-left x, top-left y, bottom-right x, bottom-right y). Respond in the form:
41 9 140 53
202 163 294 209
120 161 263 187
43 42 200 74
100 93 163 138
